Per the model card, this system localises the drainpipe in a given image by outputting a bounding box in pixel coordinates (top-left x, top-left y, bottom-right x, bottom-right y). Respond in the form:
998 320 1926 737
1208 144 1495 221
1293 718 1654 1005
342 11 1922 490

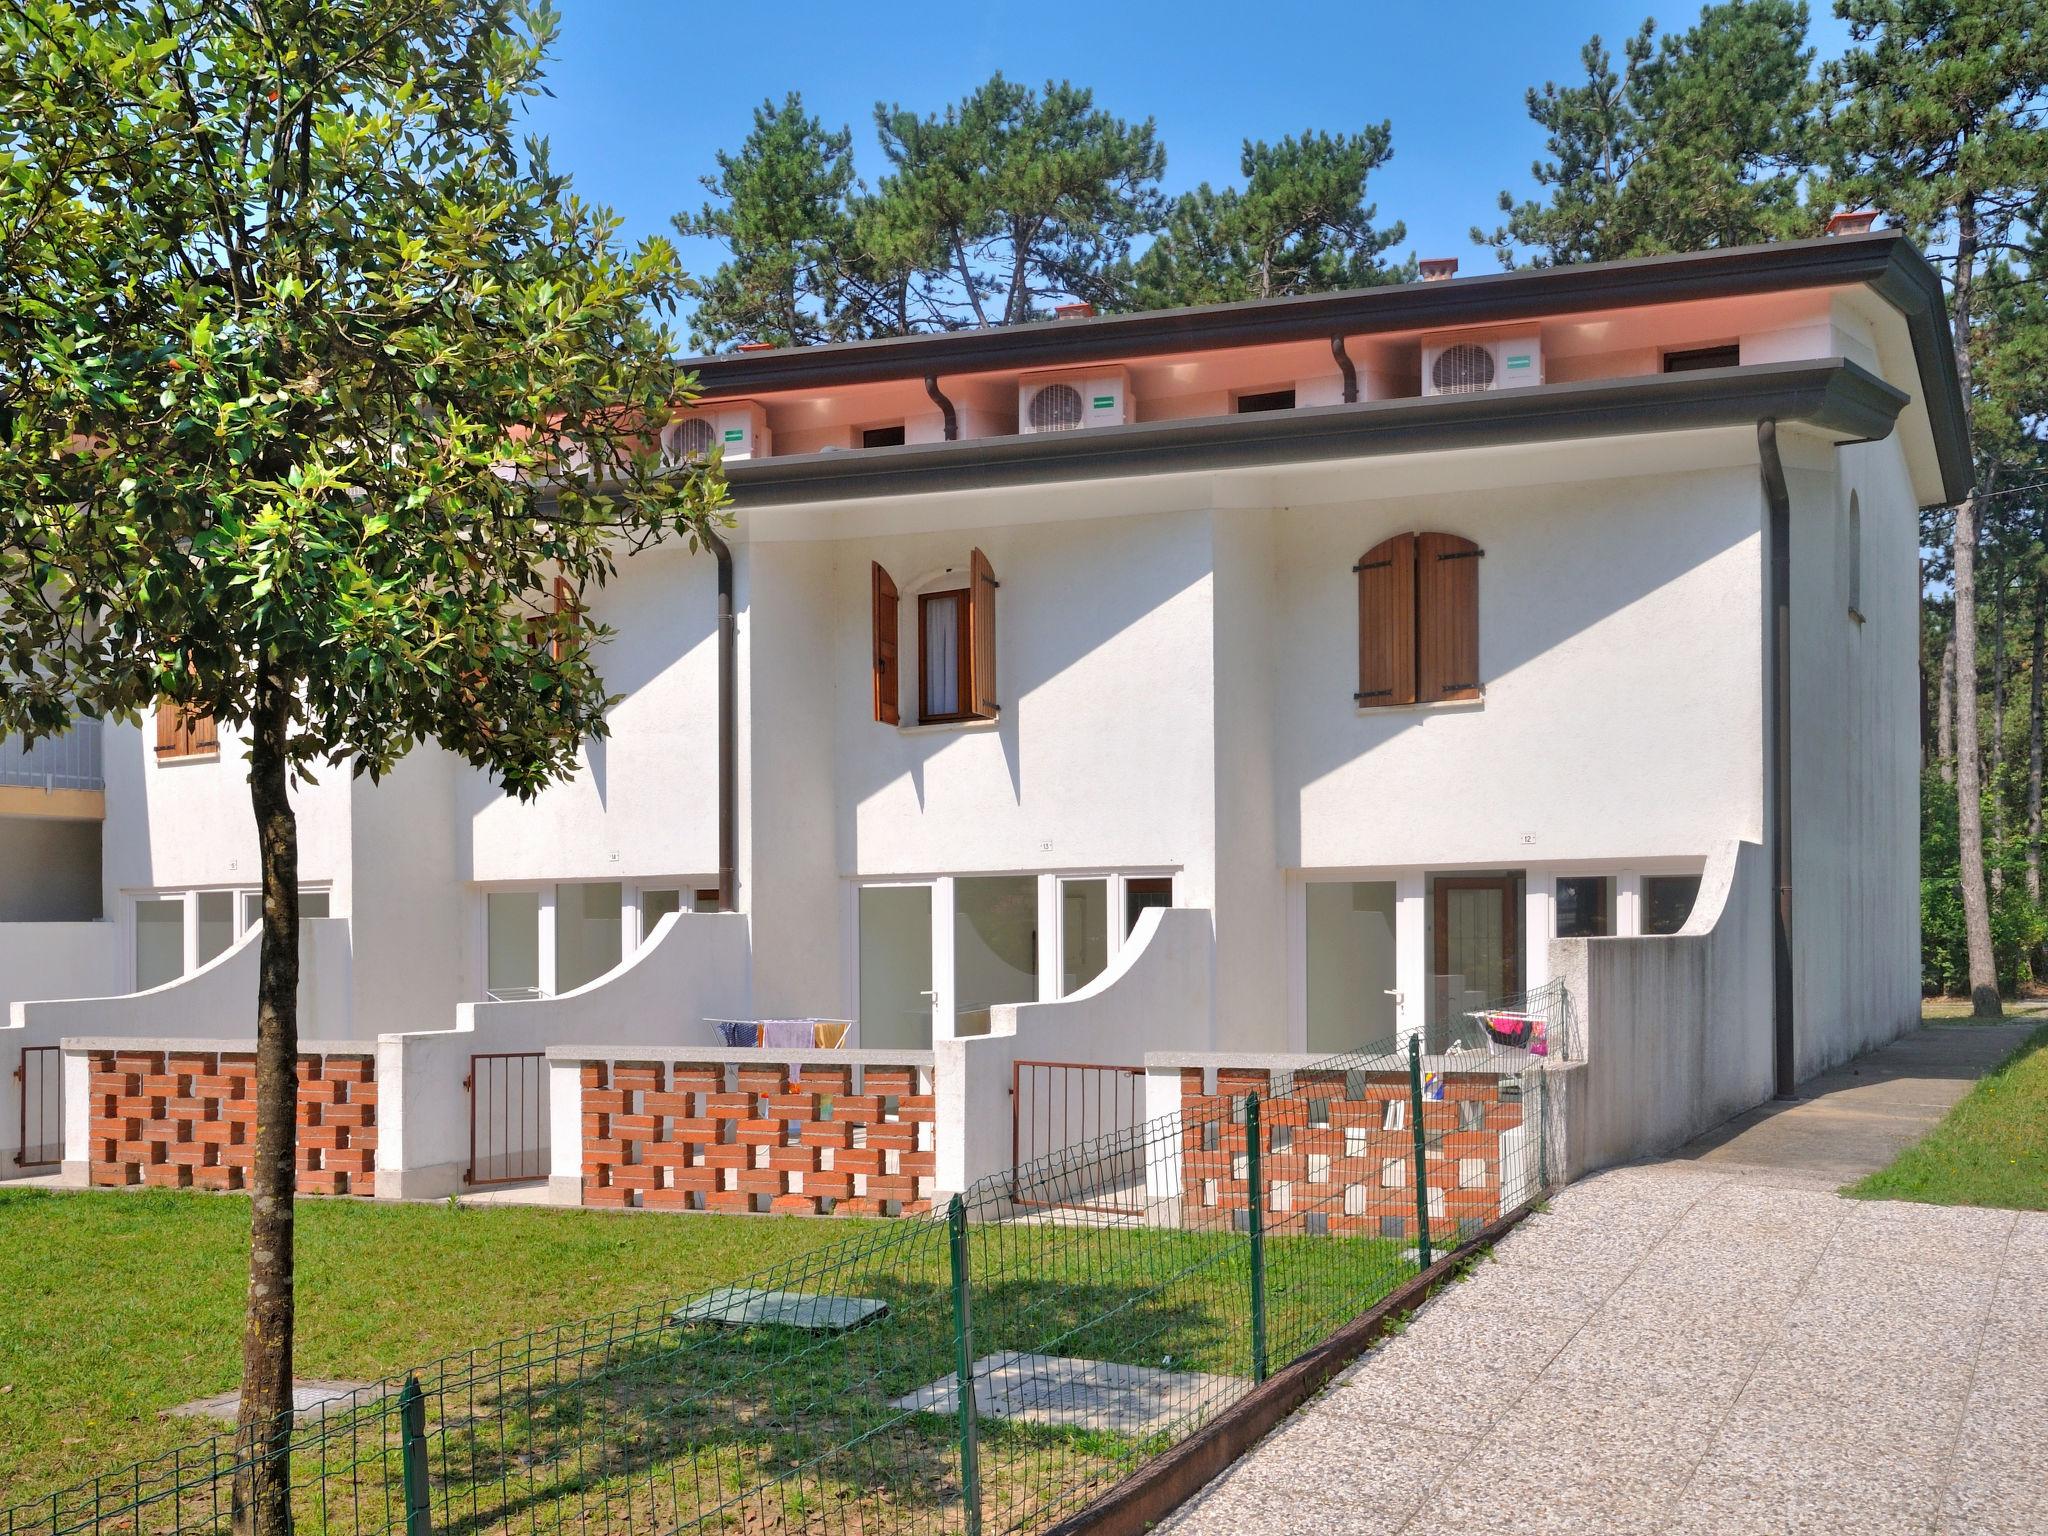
1330 336 1358 404
1758 420 1796 1098
706 528 737 913
924 374 957 441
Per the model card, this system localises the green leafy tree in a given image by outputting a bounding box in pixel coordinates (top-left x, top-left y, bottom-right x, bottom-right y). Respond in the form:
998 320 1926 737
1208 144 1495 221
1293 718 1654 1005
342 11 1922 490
1823 0 2048 1016
1477 2 1821 267
863 74 1167 328
1131 128 1411 308
0 2 727 1527
675 93 869 351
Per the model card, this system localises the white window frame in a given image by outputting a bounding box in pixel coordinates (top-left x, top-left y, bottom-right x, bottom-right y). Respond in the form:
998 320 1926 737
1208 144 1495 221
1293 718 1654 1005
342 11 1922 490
475 877 708 1001
126 882 334 988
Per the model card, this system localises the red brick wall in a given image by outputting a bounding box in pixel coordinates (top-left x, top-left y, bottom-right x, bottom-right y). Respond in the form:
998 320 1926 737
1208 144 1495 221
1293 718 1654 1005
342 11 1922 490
581 1059 936 1216
88 1049 377 1197
1178 1066 1522 1240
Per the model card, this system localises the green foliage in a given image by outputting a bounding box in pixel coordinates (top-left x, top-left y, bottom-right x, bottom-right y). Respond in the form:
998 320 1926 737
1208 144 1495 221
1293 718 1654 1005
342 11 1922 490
0 0 729 795
1849 1022 2048 1208
1921 768 2045 995
1131 128 1410 308
675 94 866 351
1477 1 1821 266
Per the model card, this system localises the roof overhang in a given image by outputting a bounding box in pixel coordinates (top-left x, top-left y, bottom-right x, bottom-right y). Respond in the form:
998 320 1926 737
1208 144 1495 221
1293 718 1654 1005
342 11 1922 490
706 359 1909 509
680 231 1968 504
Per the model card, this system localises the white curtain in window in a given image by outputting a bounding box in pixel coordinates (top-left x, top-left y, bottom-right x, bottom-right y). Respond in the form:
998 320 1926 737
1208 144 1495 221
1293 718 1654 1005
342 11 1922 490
924 593 960 717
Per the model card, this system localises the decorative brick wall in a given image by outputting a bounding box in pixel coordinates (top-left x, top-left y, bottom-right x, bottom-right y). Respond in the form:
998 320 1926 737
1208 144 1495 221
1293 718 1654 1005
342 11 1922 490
580 1058 936 1216
87 1049 377 1196
1178 1066 1523 1240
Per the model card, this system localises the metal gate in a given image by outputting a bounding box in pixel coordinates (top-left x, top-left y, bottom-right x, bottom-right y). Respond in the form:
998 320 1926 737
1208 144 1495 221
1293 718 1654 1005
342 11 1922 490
14 1046 61 1167
465 1052 549 1186
1009 1060 1147 1215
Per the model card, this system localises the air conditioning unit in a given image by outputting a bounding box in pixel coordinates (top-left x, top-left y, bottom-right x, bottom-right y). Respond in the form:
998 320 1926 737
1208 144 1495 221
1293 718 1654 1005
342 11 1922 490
664 401 772 463
1018 369 1130 433
1420 331 1543 397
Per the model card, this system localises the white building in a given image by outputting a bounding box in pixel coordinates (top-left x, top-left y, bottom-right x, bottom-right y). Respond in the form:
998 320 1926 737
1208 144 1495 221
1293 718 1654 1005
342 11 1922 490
1 225 1969 1194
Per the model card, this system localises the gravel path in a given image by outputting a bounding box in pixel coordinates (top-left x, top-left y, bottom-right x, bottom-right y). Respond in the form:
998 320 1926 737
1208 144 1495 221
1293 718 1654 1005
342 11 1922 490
1160 1028 2048 1536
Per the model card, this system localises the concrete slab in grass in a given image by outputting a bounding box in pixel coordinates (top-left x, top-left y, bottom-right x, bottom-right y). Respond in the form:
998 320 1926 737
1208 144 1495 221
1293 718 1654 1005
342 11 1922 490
892 1352 1239 1437
169 1380 391 1422
673 1287 888 1334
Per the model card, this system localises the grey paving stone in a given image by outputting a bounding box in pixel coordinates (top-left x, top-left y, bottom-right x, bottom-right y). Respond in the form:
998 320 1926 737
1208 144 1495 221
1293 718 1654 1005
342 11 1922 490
1668 1467 1941 1536
672 1286 888 1333
169 1379 391 1422
1827 1199 2019 1272
1157 1413 1466 1535
890 1352 1238 1437
2004 1210 2048 1264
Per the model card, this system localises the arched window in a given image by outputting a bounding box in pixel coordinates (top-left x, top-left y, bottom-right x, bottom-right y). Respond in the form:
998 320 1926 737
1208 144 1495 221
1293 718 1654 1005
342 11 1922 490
871 550 1000 725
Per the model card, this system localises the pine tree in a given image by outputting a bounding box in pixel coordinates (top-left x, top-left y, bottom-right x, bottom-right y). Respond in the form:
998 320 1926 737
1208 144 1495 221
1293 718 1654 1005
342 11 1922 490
864 74 1167 328
1477 3 1820 267
675 94 864 351
1824 0 2048 1016
1131 128 1410 308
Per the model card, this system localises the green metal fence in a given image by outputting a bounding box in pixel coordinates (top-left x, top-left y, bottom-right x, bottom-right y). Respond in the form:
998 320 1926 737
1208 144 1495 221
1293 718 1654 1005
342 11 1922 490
2 1008 1562 1536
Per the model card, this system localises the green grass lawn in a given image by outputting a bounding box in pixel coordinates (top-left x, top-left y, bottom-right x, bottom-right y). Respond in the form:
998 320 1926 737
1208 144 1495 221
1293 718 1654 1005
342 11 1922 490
1849 1022 2048 1210
0 1187 1410 1535
0 1189 872 1512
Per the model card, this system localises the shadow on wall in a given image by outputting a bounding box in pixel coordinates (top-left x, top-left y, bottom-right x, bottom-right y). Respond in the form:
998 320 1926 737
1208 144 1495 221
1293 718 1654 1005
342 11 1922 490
1548 838 1772 1174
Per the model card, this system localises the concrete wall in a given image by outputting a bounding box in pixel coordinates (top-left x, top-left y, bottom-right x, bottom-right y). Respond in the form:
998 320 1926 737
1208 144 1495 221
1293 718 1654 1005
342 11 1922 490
463 542 722 887
375 910 750 1198
0 920 121 1171
934 905 1212 1190
1783 426 1923 1075
0 818 102 921
349 748 469 1035
1549 839 1772 1172
1270 459 1768 871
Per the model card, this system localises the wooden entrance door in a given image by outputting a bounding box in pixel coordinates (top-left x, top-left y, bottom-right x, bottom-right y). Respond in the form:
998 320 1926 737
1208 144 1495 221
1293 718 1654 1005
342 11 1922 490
1432 877 1520 1016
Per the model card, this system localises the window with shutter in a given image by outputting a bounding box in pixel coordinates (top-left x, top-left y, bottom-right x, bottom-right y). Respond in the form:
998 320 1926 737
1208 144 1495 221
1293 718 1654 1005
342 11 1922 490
1355 531 1483 708
154 700 219 760
918 590 971 720
967 547 998 720
1416 532 1482 702
1355 533 1417 707
872 562 900 724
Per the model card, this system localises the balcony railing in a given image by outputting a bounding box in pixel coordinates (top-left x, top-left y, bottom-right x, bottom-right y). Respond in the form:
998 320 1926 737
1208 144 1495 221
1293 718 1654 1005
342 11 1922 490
0 720 104 792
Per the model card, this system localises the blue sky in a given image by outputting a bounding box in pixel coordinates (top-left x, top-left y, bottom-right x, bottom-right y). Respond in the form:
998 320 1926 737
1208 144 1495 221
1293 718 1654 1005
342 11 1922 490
525 1 1855 330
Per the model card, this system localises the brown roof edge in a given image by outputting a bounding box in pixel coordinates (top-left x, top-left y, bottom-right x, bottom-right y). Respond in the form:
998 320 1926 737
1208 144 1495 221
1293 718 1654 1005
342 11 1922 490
703 359 1908 508
679 231 1968 504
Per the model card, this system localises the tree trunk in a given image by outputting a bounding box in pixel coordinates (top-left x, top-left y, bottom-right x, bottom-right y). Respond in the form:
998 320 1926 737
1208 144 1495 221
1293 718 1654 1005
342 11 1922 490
2030 573 2044 904
1938 626 1956 783
1948 197 2000 1019
232 676 300 1536
1992 560 2007 893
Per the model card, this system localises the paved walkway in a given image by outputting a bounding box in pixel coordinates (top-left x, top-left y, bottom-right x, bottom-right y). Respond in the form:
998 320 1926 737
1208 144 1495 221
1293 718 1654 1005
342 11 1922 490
1161 1025 2048 1536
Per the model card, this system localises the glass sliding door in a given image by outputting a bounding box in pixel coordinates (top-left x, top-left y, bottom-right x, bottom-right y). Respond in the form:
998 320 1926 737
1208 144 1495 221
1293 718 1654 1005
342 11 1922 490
639 888 681 943
485 890 542 1001
1305 881 1398 1053
555 882 623 993
859 885 933 1048
1060 878 1110 996
954 876 1037 1037
134 899 185 990
194 891 236 968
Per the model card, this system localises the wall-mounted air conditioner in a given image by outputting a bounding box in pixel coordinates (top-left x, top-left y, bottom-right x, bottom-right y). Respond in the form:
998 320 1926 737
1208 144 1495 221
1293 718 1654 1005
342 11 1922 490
1420 331 1543 397
1018 369 1130 433
664 401 772 463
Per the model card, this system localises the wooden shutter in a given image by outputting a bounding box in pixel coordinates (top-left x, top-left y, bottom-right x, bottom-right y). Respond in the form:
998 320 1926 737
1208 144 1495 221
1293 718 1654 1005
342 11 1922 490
1355 533 1416 707
871 562 900 725
1417 531 1483 703
967 547 999 719
155 699 218 758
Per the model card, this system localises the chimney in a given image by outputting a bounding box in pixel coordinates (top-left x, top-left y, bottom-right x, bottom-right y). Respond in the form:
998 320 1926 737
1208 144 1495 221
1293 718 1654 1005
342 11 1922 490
1053 302 1096 320
736 340 775 352
1419 257 1459 282
1825 210 1878 237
